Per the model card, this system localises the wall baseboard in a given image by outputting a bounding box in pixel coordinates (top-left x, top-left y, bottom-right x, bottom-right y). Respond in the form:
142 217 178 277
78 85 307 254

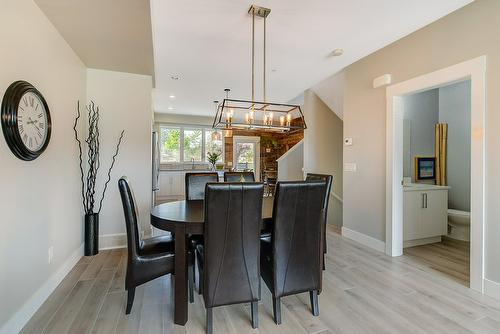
341 227 386 253
484 278 500 301
99 233 127 250
0 243 84 334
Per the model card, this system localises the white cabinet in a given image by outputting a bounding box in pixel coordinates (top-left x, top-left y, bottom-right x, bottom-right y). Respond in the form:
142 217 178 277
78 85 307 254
403 184 449 247
158 171 185 201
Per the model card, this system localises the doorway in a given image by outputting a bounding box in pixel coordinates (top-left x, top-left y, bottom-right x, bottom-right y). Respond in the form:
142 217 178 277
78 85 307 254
232 136 261 181
385 56 486 292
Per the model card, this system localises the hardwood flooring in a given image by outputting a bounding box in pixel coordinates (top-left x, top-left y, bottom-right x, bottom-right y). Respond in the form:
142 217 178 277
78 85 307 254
404 237 470 287
22 227 500 334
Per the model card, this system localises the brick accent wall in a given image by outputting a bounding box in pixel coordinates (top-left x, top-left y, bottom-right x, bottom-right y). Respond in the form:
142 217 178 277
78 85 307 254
224 129 304 178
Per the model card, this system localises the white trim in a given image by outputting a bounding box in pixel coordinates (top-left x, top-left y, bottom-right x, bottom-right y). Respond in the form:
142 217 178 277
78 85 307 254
385 56 486 293
0 243 84 334
276 139 303 162
99 233 127 250
403 236 441 248
341 227 386 253
330 191 343 204
484 279 500 301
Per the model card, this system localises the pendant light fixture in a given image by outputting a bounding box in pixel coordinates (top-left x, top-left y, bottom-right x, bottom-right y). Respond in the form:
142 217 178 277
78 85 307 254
212 5 306 133
211 100 223 141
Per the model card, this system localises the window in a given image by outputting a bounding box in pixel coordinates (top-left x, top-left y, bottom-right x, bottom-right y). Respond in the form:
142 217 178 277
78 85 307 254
183 129 203 162
159 125 223 164
160 127 180 163
205 130 223 162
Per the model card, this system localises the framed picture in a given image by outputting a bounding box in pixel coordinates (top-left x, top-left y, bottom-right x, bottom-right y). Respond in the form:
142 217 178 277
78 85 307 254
414 156 436 182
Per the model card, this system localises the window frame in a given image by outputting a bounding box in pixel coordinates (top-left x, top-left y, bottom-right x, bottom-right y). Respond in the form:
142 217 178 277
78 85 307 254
158 123 224 165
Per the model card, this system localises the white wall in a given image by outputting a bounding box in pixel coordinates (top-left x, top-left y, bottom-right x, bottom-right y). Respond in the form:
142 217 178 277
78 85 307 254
402 89 439 178
342 0 500 292
0 0 86 332
277 140 304 181
439 80 471 212
86 69 153 248
303 90 343 227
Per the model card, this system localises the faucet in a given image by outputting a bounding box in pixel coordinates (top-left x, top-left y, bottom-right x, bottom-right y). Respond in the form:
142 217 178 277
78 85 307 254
191 158 195 170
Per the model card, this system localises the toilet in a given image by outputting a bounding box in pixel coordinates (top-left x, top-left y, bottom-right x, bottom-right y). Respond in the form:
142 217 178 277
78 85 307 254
447 209 470 241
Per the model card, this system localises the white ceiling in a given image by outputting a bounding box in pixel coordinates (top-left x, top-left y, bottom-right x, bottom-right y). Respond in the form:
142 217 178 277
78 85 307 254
151 0 472 116
35 0 154 75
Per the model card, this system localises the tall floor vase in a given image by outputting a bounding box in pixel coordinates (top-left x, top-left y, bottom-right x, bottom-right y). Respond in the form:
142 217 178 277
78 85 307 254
85 213 99 256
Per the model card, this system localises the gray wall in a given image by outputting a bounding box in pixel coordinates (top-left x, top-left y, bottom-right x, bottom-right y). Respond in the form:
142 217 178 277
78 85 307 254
402 89 439 178
439 80 471 212
0 0 86 330
277 141 304 182
303 90 343 227
342 0 500 284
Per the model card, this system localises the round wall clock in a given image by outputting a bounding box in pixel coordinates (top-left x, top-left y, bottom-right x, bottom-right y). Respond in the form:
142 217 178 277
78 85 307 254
1 81 52 161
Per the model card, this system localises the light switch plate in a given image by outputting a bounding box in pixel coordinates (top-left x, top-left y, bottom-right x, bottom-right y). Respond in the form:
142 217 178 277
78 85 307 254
344 137 353 146
344 163 357 172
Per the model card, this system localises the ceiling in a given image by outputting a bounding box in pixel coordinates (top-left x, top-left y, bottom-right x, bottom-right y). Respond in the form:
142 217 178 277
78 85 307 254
152 0 472 116
35 0 154 76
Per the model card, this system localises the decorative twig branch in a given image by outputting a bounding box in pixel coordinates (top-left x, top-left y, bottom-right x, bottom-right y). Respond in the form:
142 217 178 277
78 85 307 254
98 130 125 213
74 100 125 215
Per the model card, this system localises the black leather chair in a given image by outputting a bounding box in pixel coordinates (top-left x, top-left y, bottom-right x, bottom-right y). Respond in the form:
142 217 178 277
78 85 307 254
185 172 219 200
223 171 255 182
118 177 175 314
260 181 326 324
196 183 264 333
305 173 333 269
185 172 219 297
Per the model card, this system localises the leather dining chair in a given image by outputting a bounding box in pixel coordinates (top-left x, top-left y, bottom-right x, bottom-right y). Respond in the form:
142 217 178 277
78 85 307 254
185 172 219 200
305 173 333 270
118 177 175 314
260 181 326 324
223 171 255 182
185 172 218 298
196 183 264 334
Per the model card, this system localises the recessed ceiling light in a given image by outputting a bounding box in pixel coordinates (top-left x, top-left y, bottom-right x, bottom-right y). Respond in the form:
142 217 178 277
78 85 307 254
331 48 344 57
167 106 174 110
169 95 176 99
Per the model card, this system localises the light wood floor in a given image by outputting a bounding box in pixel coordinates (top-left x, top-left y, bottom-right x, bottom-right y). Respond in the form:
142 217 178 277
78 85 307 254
22 227 500 334
404 237 470 287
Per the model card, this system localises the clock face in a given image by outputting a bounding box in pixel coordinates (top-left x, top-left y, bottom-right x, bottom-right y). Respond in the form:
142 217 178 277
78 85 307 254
1 81 52 161
17 92 49 152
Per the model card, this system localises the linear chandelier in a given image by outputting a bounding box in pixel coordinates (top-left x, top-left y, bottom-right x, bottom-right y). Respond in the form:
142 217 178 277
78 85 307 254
212 5 306 133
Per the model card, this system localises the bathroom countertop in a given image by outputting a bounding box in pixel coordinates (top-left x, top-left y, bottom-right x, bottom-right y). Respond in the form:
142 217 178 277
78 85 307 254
403 183 450 192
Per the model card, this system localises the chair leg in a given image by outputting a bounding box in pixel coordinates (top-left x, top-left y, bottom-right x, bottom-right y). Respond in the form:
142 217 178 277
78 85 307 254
188 264 194 303
272 297 282 325
206 307 213 334
251 301 258 329
310 290 319 316
126 287 135 314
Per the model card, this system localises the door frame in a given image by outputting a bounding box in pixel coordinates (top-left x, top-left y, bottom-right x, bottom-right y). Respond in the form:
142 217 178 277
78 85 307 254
385 56 486 292
232 135 261 181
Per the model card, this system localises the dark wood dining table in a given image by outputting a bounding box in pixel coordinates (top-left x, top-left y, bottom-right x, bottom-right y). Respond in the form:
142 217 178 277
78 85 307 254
150 196 274 326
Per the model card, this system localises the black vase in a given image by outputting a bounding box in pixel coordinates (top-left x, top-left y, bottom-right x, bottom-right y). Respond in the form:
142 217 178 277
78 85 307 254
85 213 99 256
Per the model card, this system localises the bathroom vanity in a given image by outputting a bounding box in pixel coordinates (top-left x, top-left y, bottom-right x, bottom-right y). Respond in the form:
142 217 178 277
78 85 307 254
403 183 450 247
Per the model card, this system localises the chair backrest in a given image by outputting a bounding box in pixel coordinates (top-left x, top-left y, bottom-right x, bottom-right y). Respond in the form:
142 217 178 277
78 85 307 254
185 172 218 200
118 177 141 260
305 173 333 212
224 171 255 182
271 181 326 297
203 182 264 308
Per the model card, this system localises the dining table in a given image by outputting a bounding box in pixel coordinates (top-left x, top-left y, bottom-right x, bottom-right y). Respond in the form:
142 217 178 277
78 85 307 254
150 196 274 326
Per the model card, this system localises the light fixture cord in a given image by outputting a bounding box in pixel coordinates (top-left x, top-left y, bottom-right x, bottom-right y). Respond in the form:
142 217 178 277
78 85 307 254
263 15 266 103
251 9 255 103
